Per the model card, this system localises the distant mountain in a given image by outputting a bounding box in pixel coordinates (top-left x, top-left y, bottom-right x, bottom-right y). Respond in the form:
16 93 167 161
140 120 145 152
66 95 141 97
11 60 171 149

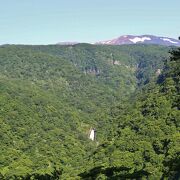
96 35 180 46
57 41 79 45
57 35 180 46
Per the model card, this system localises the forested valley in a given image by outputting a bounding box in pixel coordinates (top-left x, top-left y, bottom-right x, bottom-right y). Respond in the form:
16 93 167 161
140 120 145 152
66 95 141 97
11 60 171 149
0 44 179 179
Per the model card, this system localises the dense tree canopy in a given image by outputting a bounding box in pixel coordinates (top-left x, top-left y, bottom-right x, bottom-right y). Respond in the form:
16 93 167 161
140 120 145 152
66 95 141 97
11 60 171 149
79 48 180 179
0 44 179 179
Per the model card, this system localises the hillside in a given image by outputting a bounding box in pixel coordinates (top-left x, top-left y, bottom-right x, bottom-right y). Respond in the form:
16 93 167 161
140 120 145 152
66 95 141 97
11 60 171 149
79 48 180 179
0 44 179 179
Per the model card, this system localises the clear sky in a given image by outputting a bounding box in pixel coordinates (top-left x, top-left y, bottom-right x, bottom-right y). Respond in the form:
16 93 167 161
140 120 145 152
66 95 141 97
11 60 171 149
0 0 179 44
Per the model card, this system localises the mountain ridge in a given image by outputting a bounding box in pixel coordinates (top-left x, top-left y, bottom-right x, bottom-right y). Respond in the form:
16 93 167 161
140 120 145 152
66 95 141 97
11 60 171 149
57 35 180 46
96 35 180 46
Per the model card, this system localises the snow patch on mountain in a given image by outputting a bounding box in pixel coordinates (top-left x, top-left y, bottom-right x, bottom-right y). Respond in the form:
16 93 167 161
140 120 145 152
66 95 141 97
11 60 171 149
161 38 178 44
129 37 151 43
98 40 110 44
106 40 113 44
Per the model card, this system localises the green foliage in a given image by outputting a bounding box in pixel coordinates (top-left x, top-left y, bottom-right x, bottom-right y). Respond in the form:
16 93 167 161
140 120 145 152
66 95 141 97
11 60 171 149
80 48 180 180
0 44 178 179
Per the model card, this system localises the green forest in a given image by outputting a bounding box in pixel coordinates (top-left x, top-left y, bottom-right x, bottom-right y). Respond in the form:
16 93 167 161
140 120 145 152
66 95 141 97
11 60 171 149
0 44 179 179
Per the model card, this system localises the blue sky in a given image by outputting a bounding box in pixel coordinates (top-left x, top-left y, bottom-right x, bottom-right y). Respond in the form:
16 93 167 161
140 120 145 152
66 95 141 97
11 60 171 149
0 0 179 44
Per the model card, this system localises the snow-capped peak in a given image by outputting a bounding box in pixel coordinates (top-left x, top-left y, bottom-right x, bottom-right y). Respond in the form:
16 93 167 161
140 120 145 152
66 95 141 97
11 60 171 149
95 35 180 46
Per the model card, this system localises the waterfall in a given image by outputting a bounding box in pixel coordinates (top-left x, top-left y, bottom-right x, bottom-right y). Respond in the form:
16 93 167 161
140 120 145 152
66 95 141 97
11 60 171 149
89 128 96 141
